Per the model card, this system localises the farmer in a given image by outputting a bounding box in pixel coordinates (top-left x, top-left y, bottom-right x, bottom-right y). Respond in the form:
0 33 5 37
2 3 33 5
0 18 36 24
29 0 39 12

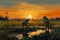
43 16 51 40
43 16 50 31
22 19 30 28
22 19 30 40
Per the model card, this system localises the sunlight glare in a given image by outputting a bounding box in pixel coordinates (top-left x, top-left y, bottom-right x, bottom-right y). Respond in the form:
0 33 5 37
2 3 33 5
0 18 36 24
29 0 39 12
27 14 32 19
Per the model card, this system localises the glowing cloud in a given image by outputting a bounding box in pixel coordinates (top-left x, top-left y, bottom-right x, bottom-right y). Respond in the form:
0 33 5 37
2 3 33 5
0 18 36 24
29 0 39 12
0 2 60 19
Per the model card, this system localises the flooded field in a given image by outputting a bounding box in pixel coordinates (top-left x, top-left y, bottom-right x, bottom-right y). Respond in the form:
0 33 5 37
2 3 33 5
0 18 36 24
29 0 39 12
0 20 60 40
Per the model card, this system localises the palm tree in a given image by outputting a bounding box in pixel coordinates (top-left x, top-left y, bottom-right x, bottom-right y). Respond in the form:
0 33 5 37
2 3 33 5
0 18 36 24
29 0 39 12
5 12 8 20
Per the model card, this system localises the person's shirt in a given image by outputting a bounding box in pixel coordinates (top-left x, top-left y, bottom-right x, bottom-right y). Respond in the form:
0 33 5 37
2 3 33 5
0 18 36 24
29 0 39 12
22 19 29 24
44 18 49 24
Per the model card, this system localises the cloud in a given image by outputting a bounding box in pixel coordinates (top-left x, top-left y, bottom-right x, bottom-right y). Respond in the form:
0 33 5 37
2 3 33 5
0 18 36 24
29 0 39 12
0 2 60 19
19 0 60 5
0 0 21 7
0 0 60 7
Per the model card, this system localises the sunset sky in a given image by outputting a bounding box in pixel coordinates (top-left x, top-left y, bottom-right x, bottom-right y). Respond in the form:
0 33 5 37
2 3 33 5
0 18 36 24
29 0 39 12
0 0 60 19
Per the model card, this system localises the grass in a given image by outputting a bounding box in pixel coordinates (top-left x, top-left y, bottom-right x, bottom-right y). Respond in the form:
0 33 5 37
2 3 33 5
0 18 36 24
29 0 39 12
0 20 60 27
0 20 60 40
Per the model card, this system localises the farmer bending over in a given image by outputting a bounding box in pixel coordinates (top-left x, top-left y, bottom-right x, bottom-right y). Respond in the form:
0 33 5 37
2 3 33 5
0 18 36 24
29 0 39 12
22 19 30 28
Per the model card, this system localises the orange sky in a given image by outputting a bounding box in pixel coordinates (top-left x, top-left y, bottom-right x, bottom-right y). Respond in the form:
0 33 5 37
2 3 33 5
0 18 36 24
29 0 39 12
0 3 60 19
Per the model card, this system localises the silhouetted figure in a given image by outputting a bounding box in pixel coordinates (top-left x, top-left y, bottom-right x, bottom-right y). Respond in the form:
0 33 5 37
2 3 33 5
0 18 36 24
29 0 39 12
22 19 30 40
43 16 51 40
43 16 50 30
22 19 29 28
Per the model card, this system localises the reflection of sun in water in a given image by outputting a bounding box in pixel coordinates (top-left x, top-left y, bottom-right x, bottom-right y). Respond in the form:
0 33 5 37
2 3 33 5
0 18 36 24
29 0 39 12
27 14 32 19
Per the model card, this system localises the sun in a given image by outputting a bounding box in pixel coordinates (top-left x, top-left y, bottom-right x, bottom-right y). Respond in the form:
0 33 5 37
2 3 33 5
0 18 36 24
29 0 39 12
27 14 33 19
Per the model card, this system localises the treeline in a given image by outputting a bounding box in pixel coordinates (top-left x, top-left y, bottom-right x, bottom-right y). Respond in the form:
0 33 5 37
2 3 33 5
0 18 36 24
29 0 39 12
50 17 60 21
0 15 60 21
0 16 8 20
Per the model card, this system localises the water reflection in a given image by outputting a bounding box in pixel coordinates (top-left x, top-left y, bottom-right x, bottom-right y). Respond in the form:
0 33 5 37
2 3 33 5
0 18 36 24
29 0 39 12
28 30 45 38
15 34 23 40
28 29 52 38
15 29 52 39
